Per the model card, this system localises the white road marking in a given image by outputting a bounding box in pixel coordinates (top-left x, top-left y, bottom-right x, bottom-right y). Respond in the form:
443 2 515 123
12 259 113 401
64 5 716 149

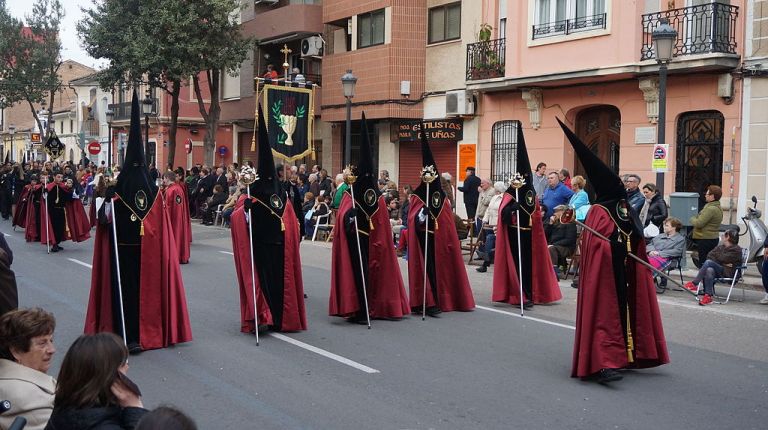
67 258 93 269
219 251 234 256
270 333 380 374
3 233 10 237
476 305 576 330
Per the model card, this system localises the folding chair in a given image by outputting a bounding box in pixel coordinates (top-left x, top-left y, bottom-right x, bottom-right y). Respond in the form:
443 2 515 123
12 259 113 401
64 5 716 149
654 256 684 294
311 206 332 241
213 204 225 227
711 248 749 304
565 229 583 280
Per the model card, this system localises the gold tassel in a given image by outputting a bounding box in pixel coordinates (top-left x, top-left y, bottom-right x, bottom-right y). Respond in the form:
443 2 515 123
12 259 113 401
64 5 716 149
369 218 374 231
435 218 438 231
140 221 145 236
625 233 631 253
626 307 634 363
280 219 285 231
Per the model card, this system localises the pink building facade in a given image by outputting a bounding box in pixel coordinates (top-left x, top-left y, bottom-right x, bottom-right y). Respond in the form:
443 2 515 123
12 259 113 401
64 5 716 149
468 0 743 211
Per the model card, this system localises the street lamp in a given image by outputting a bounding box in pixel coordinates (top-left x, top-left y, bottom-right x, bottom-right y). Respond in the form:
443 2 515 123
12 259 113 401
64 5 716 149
8 124 15 163
341 69 357 166
105 109 114 170
142 94 153 167
652 18 677 197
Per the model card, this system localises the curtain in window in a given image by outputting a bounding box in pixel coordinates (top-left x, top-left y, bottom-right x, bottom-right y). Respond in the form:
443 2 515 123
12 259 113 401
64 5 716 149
446 5 461 40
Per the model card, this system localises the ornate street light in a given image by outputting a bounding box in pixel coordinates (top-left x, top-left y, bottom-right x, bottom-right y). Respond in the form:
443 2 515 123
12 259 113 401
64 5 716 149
652 18 677 197
142 94 153 166
341 70 357 166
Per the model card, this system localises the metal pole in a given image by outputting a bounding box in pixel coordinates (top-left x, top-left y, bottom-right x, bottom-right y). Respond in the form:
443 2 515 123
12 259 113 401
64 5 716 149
422 182 430 321
144 114 150 167
515 189 525 316
43 176 50 254
348 183 371 329
110 200 128 346
655 62 668 197
107 123 112 170
246 188 260 346
345 98 351 167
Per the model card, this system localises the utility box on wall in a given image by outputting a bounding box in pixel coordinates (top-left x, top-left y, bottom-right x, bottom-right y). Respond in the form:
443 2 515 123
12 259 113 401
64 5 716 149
669 192 700 226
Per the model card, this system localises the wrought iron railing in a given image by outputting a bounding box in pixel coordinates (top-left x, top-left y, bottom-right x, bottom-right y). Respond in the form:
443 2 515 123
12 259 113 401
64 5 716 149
466 37 506 81
80 119 100 138
641 3 738 60
108 99 158 121
532 13 606 40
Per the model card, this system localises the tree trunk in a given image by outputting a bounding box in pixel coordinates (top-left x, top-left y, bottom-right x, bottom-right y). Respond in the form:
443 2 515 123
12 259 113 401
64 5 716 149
167 80 181 168
193 69 221 168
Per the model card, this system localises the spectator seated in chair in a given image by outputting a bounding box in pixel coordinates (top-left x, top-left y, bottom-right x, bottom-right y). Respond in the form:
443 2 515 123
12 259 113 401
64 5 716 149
646 217 685 270
683 229 742 306
201 184 228 225
387 196 402 229
545 204 577 277
305 194 330 239
476 181 506 272
220 187 241 227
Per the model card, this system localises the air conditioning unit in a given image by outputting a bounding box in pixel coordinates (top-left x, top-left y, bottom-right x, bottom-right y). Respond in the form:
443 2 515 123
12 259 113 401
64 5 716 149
446 90 475 116
301 36 323 57
255 0 278 5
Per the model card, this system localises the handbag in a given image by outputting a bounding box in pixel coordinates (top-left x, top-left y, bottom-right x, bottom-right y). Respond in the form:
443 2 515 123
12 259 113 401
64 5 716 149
643 223 660 239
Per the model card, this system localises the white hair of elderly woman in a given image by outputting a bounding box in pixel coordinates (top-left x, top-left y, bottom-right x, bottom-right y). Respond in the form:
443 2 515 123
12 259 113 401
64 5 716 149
493 181 507 193
441 172 452 181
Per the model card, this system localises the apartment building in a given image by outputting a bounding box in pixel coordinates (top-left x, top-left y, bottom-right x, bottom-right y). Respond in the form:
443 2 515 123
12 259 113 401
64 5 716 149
468 0 744 214
739 0 768 218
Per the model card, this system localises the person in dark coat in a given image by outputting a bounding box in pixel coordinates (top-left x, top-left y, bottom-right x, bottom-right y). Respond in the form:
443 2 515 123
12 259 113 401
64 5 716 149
45 333 148 430
458 167 481 219
0 229 17 316
639 183 668 230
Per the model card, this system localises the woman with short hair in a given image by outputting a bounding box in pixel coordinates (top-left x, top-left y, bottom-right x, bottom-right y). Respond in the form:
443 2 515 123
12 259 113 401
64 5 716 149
45 333 148 429
639 183 668 231
690 184 724 263
0 308 57 430
568 175 590 222
647 217 686 270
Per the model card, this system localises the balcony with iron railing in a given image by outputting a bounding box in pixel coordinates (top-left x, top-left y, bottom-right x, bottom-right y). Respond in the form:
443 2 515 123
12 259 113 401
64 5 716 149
80 118 100 138
532 13 607 40
108 99 158 121
641 2 738 60
466 37 506 81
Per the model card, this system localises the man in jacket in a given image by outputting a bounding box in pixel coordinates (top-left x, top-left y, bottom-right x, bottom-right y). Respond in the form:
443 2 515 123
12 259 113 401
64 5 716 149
541 172 573 219
458 167 481 219
545 205 578 274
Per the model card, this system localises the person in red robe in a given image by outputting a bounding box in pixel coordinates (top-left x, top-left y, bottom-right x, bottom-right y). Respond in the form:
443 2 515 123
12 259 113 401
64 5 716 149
493 125 561 309
330 114 410 323
38 173 90 251
12 175 37 230
175 167 192 245
23 176 46 243
558 119 669 383
407 127 475 316
230 107 306 333
85 91 192 352
162 171 191 264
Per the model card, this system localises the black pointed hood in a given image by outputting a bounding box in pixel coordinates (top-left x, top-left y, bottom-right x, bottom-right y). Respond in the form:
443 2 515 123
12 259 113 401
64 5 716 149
557 118 640 234
113 90 157 218
249 105 285 214
349 113 379 213
413 122 446 215
505 124 538 215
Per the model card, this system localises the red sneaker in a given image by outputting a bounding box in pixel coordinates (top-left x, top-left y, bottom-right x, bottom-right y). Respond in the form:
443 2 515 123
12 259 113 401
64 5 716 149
684 282 698 293
699 294 713 306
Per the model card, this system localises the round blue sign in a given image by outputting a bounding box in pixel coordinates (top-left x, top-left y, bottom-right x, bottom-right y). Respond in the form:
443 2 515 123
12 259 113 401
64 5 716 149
218 145 228 156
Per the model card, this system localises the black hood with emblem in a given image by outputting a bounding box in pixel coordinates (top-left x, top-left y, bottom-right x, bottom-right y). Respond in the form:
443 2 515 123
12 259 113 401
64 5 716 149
506 123 537 216
349 112 380 217
557 118 641 235
413 122 446 218
249 105 285 216
113 90 157 218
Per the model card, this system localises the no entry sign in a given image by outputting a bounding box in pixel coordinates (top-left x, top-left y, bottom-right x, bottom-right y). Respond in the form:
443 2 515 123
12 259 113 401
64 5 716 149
87 141 101 155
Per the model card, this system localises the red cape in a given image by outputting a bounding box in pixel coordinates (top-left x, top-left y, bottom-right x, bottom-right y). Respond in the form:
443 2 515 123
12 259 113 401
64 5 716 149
84 194 193 350
164 183 191 264
329 193 410 318
12 185 31 228
572 205 669 377
406 196 475 312
37 183 90 245
230 195 307 332
492 194 562 305
24 185 43 242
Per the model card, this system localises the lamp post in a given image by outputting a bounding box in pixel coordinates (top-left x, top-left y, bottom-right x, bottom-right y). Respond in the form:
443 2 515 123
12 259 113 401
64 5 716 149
652 18 677 197
341 70 357 166
142 94 153 167
105 109 114 170
8 124 15 163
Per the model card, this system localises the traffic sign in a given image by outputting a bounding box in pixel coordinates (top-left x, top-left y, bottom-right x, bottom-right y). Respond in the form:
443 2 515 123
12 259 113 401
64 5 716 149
87 141 102 155
218 145 228 157
184 138 193 154
652 144 668 172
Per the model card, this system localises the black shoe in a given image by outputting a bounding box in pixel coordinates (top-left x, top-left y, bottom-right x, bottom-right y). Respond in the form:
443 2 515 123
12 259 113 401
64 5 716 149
425 306 442 317
128 343 143 355
50 245 60 253
597 368 623 383
347 314 369 325
476 264 487 273
523 300 534 310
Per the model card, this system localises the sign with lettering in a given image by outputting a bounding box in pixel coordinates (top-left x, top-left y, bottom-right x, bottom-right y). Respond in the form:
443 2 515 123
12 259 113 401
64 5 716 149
30 133 41 143
397 119 464 142
652 144 668 172
458 144 476 181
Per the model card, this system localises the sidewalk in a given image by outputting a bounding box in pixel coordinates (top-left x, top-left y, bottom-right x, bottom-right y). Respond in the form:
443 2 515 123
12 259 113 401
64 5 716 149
678 251 765 292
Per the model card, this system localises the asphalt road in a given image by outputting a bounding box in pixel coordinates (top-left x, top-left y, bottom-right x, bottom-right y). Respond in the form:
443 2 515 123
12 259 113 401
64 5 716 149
2 216 766 430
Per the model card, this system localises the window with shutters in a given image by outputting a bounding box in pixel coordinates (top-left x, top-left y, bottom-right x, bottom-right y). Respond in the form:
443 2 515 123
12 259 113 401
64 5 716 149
428 2 461 44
